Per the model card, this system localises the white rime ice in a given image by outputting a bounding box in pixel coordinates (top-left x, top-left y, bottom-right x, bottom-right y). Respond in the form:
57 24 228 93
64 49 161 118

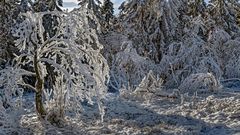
1 9 109 123
1 0 240 134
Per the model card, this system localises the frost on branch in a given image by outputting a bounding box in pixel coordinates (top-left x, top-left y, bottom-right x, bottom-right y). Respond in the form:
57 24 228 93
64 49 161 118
118 0 186 62
178 73 222 95
9 9 109 122
0 66 33 108
133 70 163 102
0 95 20 134
109 41 156 91
157 36 221 88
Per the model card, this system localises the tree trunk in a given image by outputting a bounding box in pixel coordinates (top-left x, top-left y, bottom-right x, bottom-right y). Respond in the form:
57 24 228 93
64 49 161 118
34 53 46 118
35 87 46 118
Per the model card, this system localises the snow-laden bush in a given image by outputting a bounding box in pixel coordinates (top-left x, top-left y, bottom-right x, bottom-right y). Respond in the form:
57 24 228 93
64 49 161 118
135 70 163 93
0 98 15 134
206 28 240 79
109 41 157 91
225 55 240 79
219 40 240 78
120 70 180 102
178 73 221 95
0 9 109 124
133 70 163 102
0 66 28 108
157 35 222 88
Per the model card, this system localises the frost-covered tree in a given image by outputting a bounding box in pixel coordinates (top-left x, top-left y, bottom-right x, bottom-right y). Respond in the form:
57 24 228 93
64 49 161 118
33 0 63 12
31 0 64 91
33 0 63 38
0 0 19 63
178 73 221 95
107 0 191 90
207 0 240 33
0 0 34 63
19 0 32 12
1 10 109 123
78 0 106 32
112 0 229 92
187 0 206 17
78 0 102 16
109 41 157 91
101 0 114 24
205 0 240 79
118 0 186 63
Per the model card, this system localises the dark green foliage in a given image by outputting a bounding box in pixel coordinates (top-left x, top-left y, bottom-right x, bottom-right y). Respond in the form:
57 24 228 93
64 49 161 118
78 0 102 15
187 0 206 17
33 0 63 12
20 0 32 12
101 0 114 23
0 0 20 62
207 0 240 33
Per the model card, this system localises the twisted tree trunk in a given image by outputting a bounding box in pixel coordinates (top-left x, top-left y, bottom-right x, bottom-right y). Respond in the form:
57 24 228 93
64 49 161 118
34 52 46 118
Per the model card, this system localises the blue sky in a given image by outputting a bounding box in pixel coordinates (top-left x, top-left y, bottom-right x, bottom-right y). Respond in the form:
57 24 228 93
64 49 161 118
63 0 210 13
63 0 124 13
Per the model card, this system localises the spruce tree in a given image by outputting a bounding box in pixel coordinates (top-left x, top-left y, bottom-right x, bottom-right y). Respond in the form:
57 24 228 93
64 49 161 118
208 0 240 33
19 0 32 12
101 0 114 24
32 0 63 12
78 0 102 16
187 0 206 17
118 0 186 63
0 0 19 62
33 0 63 38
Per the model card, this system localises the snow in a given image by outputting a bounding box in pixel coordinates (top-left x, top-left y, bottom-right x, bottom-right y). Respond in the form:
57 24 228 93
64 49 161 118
1 87 240 134
2 0 240 134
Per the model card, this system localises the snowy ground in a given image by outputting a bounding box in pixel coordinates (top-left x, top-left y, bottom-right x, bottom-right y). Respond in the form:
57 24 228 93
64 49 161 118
1 87 240 135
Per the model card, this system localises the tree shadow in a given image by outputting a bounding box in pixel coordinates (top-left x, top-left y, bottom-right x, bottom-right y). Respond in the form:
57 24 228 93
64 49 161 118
81 97 239 135
8 93 240 135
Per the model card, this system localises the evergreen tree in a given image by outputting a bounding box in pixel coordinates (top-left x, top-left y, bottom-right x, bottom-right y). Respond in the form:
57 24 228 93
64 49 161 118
187 0 206 17
0 0 19 62
19 0 32 12
118 0 186 63
0 0 21 108
78 0 104 30
33 0 63 12
101 0 114 24
78 0 102 16
32 0 63 38
207 0 240 33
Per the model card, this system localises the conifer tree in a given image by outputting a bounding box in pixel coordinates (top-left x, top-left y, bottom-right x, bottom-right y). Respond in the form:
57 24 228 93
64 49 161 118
33 0 63 12
0 0 19 63
208 0 240 33
78 0 102 17
78 0 105 30
118 0 186 63
19 0 32 12
32 0 63 38
187 0 206 17
101 0 114 24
